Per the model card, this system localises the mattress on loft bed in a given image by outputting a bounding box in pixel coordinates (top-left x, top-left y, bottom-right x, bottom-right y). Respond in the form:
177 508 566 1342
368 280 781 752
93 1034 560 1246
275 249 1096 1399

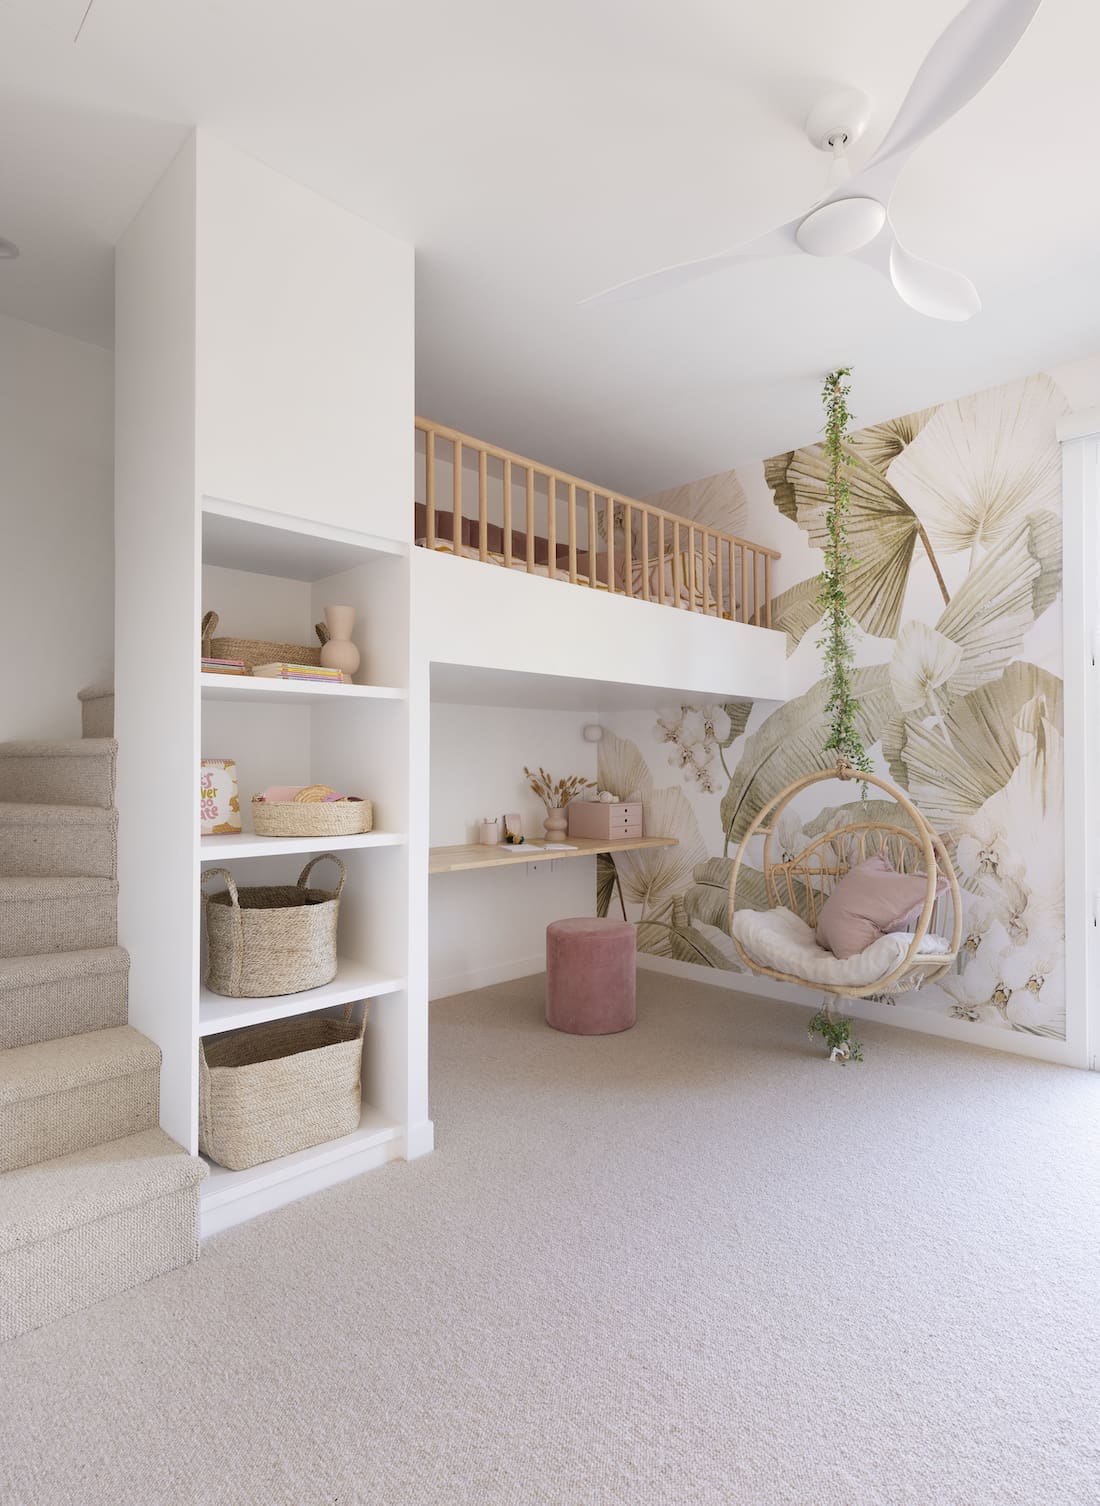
414 502 608 582
413 502 740 612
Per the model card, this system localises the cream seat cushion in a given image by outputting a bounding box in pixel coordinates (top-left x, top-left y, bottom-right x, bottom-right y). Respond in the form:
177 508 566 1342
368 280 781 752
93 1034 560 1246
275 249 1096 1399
732 906 952 988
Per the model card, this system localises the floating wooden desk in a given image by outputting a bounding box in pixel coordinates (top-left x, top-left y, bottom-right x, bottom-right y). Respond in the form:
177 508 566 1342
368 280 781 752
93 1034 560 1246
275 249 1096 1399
429 834 677 876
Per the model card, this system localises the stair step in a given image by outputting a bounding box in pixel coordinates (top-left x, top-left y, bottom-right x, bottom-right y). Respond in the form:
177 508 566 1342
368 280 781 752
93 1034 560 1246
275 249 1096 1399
77 684 115 740
0 1024 160 1173
0 739 116 809
0 876 117 957
0 803 118 878
0 1127 207 1341
0 947 129 1049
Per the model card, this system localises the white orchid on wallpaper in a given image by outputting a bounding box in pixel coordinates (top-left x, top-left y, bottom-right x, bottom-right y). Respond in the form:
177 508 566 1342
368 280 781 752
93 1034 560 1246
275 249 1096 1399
887 375 1067 559
652 703 751 794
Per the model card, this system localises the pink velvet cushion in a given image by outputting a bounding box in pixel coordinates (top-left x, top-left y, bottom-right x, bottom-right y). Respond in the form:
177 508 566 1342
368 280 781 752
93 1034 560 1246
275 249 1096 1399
815 852 944 960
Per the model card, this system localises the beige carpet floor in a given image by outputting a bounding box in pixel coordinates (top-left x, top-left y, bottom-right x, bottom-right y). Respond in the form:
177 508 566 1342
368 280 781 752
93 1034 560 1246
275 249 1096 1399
2 972 1099 1506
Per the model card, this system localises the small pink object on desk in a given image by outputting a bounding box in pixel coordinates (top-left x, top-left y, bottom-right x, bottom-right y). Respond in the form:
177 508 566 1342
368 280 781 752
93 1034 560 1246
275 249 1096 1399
545 917 636 1035
567 800 643 840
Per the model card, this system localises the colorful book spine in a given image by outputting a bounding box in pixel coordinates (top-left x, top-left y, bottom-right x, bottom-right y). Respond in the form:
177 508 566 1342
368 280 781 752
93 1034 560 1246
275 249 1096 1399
251 662 343 681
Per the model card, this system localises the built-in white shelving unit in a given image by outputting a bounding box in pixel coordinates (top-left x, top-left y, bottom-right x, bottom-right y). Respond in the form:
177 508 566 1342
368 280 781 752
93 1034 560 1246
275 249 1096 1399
191 502 417 1229
114 132 428 1243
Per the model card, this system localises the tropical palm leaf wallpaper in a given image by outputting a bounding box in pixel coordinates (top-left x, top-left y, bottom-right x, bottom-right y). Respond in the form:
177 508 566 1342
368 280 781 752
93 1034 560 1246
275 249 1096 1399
596 367 1087 1042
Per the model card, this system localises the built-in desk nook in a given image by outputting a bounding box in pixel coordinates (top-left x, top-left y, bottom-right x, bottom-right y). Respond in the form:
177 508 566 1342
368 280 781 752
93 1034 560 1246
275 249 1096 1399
429 835 677 875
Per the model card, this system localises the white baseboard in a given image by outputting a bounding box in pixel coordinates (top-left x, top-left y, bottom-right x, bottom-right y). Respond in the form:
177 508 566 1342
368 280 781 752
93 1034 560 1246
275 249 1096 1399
429 954 545 1001
635 953 1086 1068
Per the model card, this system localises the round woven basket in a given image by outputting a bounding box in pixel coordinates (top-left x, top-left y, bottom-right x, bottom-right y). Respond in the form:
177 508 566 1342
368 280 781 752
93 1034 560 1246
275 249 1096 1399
201 610 328 670
251 798 373 838
201 854 346 997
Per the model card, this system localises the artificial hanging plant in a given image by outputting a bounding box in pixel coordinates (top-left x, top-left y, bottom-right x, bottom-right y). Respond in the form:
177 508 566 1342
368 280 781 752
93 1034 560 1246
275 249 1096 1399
815 368 868 1062
818 367 872 777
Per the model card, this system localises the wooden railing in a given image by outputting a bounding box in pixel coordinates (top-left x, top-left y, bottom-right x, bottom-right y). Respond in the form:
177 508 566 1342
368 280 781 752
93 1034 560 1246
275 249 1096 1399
414 418 780 628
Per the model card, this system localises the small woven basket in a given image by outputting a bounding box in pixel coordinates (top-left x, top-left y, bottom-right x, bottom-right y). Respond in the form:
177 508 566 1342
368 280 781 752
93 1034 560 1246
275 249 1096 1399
198 1003 366 1169
251 798 373 839
201 610 329 671
201 854 345 998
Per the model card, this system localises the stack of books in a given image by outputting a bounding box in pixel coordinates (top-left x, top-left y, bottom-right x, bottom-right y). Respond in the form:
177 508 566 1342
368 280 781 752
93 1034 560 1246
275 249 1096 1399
202 657 248 677
251 663 346 684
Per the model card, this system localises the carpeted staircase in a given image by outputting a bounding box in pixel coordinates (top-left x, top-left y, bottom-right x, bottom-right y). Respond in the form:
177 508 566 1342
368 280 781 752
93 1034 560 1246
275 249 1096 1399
0 712 206 1341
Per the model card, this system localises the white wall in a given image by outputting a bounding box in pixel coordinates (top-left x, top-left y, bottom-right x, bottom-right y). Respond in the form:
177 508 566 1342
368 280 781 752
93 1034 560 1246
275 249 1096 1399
195 133 413 543
429 702 598 998
412 546 788 704
0 311 113 740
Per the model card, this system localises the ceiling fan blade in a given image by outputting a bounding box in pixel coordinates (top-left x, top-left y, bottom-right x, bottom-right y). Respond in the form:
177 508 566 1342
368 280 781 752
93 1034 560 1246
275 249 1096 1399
581 220 800 307
889 237 981 321
854 226 981 321
854 0 1041 202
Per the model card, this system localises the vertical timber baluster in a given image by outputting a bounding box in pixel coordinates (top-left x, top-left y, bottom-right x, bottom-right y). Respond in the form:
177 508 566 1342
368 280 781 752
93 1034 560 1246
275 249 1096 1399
588 489 598 588
641 509 651 601
526 469 535 573
478 449 488 562
764 553 772 628
623 503 633 596
672 521 682 606
606 495 616 594
502 457 512 568
453 439 462 552
547 475 556 578
568 481 578 583
425 429 436 549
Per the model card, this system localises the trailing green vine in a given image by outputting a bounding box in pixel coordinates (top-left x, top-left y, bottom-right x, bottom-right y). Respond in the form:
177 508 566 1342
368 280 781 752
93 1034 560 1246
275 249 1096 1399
818 368 871 777
808 1008 864 1063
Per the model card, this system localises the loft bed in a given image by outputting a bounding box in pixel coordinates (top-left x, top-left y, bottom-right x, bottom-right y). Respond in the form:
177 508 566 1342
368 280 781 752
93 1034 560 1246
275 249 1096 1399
414 419 780 627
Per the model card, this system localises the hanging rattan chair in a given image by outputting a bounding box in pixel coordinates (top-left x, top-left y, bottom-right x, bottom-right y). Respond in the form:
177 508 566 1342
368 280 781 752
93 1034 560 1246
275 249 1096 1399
726 763 962 1000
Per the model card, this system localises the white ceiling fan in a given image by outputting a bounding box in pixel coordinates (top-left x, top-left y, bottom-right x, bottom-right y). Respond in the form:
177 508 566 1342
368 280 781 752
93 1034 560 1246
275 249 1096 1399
584 0 1043 322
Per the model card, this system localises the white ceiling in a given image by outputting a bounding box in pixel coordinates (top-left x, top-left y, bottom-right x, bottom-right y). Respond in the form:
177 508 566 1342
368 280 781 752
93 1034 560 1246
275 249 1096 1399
1 0 1098 495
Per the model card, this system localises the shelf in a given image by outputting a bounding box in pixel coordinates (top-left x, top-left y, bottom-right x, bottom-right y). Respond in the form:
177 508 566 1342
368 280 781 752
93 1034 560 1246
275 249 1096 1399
202 497 407 577
198 960 405 1035
429 834 678 875
201 673 406 705
199 1104 404 1236
201 830 406 860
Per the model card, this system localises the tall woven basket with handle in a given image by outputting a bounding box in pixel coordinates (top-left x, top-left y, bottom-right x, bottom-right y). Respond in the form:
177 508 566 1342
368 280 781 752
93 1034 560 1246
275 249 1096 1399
198 1002 366 1170
201 854 346 998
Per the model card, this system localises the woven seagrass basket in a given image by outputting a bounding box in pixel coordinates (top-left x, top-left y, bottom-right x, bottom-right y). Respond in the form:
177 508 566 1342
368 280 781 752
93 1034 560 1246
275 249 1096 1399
198 1002 366 1169
201 854 345 998
251 797 373 839
201 610 329 670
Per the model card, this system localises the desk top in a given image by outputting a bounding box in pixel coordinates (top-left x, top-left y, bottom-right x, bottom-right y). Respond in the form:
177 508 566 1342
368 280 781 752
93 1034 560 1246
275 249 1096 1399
429 834 677 875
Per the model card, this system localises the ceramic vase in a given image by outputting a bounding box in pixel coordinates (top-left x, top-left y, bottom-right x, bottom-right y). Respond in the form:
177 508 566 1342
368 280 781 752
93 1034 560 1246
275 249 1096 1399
543 807 568 840
320 604 361 681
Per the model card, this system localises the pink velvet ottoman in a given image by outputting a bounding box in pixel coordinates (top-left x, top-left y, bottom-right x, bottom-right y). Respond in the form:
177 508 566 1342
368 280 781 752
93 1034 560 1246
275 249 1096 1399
545 918 636 1035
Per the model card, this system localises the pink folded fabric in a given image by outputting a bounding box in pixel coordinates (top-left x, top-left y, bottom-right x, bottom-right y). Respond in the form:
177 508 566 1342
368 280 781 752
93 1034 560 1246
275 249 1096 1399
258 785 305 802
816 852 945 959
